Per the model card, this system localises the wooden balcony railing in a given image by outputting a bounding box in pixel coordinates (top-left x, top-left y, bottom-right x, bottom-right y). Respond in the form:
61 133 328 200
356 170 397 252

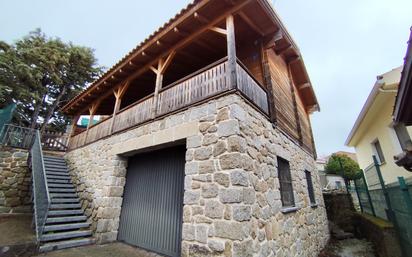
68 58 269 150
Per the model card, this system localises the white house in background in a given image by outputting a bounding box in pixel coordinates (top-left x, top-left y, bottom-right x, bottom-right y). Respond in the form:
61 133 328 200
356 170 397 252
316 151 357 190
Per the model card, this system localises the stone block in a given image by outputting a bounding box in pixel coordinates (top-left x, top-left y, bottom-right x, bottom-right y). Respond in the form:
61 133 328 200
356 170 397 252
230 169 249 186
214 221 244 240
184 191 200 205
194 147 212 160
205 200 224 219
219 188 242 203
201 183 219 198
217 120 239 137
214 172 230 187
233 205 252 221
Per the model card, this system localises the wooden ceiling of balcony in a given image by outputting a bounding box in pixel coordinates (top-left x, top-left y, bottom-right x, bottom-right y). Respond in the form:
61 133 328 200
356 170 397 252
62 0 319 116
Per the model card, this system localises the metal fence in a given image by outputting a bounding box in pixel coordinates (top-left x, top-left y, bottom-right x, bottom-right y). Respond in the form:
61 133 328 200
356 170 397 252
0 124 36 149
29 130 51 242
354 156 412 257
0 124 68 151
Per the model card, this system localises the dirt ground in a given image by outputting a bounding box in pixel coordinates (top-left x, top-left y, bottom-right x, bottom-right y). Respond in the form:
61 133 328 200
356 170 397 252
0 214 35 246
319 238 376 257
34 242 162 257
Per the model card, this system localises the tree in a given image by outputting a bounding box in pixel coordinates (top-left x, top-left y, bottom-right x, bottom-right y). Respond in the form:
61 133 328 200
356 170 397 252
0 29 103 132
325 153 361 180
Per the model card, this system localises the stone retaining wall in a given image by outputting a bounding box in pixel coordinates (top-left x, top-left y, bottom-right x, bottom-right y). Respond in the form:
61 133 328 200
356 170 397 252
65 94 329 256
0 147 31 213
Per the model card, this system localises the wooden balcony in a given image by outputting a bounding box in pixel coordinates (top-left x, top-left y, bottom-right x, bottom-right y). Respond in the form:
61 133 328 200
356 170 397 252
68 58 269 150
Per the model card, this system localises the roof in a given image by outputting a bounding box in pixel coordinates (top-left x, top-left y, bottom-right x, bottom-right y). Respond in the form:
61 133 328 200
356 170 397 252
62 0 319 115
345 66 402 146
394 27 412 125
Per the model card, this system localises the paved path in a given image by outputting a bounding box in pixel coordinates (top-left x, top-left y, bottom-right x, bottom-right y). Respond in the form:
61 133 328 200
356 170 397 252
34 242 162 257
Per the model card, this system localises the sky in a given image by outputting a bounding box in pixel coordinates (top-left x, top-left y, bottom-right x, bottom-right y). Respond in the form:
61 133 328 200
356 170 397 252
1 0 412 156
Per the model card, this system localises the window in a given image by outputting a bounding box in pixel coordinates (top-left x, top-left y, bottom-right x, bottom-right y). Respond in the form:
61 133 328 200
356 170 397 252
305 170 316 204
335 181 342 189
371 139 385 164
278 157 295 207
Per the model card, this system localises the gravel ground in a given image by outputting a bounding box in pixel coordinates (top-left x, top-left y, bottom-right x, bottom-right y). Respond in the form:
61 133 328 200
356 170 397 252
319 238 376 257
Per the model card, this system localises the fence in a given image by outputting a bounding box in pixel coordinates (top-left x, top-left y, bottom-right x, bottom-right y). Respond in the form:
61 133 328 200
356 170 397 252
354 155 412 257
0 124 68 151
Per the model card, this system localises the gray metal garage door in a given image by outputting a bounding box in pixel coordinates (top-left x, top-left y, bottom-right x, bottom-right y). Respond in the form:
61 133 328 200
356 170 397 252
118 145 185 257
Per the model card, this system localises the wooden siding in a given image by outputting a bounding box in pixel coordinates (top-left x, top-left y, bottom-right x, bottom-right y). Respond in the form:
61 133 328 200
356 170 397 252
267 49 300 140
295 88 314 153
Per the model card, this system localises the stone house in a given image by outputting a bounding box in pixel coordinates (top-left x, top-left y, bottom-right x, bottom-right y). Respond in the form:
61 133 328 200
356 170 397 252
35 0 329 256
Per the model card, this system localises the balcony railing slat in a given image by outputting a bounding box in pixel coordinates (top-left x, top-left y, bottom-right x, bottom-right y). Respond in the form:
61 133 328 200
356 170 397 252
68 59 268 150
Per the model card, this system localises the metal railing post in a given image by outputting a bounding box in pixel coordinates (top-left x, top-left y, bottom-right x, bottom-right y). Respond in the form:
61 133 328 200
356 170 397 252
362 171 376 216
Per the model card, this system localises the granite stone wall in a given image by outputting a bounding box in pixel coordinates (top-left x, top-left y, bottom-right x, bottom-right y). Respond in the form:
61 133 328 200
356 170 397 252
0 147 31 213
65 94 329 256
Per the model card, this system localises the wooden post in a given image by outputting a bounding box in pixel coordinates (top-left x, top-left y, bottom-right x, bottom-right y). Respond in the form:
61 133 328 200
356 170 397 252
66 115 80 148
84 100 101 145
226 15 237 89
151 51 175 118
110 81 130 134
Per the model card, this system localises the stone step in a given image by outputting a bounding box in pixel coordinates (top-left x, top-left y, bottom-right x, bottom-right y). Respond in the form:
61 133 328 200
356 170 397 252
51 198 80 203
46 215 87 224
47 178 71 184
43 222 90 232
48 183 74 188
50 203 81 209
50 193 78 198
40 230 92 242
44 155 65 161
39 238 94 252
48 188 76 193
48 210 83 216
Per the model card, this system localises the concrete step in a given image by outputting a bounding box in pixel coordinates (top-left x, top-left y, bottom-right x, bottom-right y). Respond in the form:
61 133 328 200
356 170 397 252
45 168 69 173
50 203 81 209
46 171 70 176
48 183 74 188
48 188 76 193
47 174 71 179
40 230 92 242
46 215 87 224
39 238 94 252
45 164 68 168
50 193 78 198
44 222 91 232
44 160 65 165
48 210 83 216
47 178 71 184
44 155 65 161
51 198 80 203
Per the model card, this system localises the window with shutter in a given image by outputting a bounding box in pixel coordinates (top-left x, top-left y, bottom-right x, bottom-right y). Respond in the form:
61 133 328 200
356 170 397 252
305 170 316 204
278 157 295 207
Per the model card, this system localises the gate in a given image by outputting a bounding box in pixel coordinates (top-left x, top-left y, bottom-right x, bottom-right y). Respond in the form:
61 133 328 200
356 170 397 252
118 145 185 257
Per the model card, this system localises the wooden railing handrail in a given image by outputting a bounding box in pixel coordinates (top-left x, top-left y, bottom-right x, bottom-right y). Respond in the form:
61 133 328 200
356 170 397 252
117 93 155 115
159 56 229 93
68 58 269 151
86 114 113 130
236 58 267 92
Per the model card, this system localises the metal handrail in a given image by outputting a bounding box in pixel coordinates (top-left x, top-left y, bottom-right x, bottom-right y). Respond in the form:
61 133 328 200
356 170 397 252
30 130 51 242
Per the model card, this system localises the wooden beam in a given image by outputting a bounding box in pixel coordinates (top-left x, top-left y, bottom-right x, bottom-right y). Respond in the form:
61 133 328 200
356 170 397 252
67 0 252 113
275 44 292 55
264 30 283 49
226 14 237 89
208 26 227 35
298 83 311 90
194 12 209 24
173 27 190 37
238 11 265 36
160 51 176 74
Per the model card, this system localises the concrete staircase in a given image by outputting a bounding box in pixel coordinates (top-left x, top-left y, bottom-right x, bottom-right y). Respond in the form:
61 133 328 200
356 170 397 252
39 155 94 252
